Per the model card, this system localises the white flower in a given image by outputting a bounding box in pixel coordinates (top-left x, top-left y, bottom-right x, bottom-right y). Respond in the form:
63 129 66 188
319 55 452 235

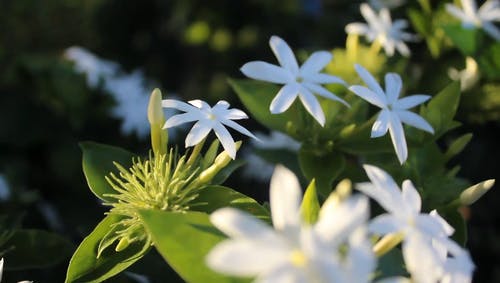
207 165 373 283
162 99 257 159
345 4 417 57
356 165 472 283
349 64 434 164
241 35 348 126
446 0 500 41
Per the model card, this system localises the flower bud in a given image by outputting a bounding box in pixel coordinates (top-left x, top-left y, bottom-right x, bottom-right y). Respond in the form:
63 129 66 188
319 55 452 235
460 179 495 205
148 88 167 155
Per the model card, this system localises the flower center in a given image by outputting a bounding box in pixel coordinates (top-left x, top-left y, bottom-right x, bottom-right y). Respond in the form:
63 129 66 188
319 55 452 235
208 113 216 120
290 249 307 267
296 76 304 83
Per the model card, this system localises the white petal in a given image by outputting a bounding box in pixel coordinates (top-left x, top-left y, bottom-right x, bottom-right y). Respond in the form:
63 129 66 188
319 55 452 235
185 120 212 147
368 214 404 235
396 110 434 134
163 112 200 129
270 83 299 114
385 73 402 104
360 3 382 30
462 0 478 17
446 4 469 22
482 21 500 41
388 113 408 164
210 208 281 243
349 85 387 108
309 256 345 282
270 165 302 232
162 99 196 112
299 51 332 75
302 73 346 85
241 61 294 84
376 277 412 283
298 87 326 126
354 64 387 100
401 180 421 213
414 214 449 239
345 23 372 36
206 239 287 276
429 210 455 237
212 100 230 112
256 264 306 283
213 122 237 159
395 41 411 57
381 38 396 57
188 99 211 110
220 118 258 140
371 109 390 138
269 36 300 75
224 108 248 120
394 94 431 109
360 165 404 212
402 235 444 283
316 196 369 246
302 83 349 107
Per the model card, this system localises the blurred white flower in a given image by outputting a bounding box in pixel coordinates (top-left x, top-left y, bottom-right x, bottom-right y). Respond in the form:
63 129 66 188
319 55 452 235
207 165 373 283
448 57 480 91
162 99 257 159
64 46 119 88
241 35 348 126
446 0 500 40
349 64 434 164
64 46 178 139
345 3 417 57
242 131 301 181
0 175 11 201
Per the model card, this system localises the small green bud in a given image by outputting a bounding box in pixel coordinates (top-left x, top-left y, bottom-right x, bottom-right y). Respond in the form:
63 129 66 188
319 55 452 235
198 141 242 184
115 237 130 252
460 179 495 205
148 88 168 155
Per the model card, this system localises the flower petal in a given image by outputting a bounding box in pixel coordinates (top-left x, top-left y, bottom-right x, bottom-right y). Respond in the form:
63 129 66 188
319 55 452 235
299 51 331 75
396 110 434 134
359 165 405 213
482 21 500 41
302 82 349 107
206 239 287 277
394 94 430 109
401 180 421 213
371 109 390 138
185 120 212 147
402 235 444 283
349 85 387 108
354 64 386 100
240 61 293 84
446 4 469 22
270 165 302 232
210 207 277 239
345 23 371 36
269 36 300 75
162 99 196 112
213 122 237 159
224 108 248 120
220 118 258 140
414 214 449 239
255 264 306 283
163 112 200 129
302 73 346 85
368 214 403 235
298 87 326 126
385 73 402 104
388 113 408 164
429 210 455 237
270 83 299 114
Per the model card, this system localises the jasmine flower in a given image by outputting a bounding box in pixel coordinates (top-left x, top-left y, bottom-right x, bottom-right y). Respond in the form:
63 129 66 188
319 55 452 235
446 0 500 41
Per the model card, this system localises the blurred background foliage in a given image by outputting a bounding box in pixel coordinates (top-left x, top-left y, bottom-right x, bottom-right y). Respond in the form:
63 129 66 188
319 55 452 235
0 0 498 282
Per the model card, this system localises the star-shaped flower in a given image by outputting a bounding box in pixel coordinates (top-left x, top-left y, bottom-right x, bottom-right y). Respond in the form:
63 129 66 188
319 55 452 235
349 64 434 164
207 165 373 283
345 3 417 57
241 35 348 126
162 99 257 159
446 0 500 41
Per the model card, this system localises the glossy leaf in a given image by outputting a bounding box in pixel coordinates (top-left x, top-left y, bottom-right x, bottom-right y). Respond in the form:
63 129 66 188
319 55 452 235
444 133 473 161
65 214 150 283
2 229 74 270
193 185 270 222
442 24 482 56
298 147 345 197
139 210 248 283
421 82 461 137
211 159 246 185
300 179 320 224
80 141 136 202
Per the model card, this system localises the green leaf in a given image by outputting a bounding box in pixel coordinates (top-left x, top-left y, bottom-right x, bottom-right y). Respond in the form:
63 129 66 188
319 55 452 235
65 214 150 283
444 133 473 161
421 82 461 137
300 179 320 224
442 24 482 56
336 116 394 154
375 248 406 279
1 229 74 270
298 148 345 197
80 141 136 202
229 78 293 132
211 159 246 185
437 209 467 246
139 210 248 283
193 185 270 222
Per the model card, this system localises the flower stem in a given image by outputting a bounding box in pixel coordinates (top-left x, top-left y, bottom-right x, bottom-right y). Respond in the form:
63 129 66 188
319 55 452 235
373 233 404 257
